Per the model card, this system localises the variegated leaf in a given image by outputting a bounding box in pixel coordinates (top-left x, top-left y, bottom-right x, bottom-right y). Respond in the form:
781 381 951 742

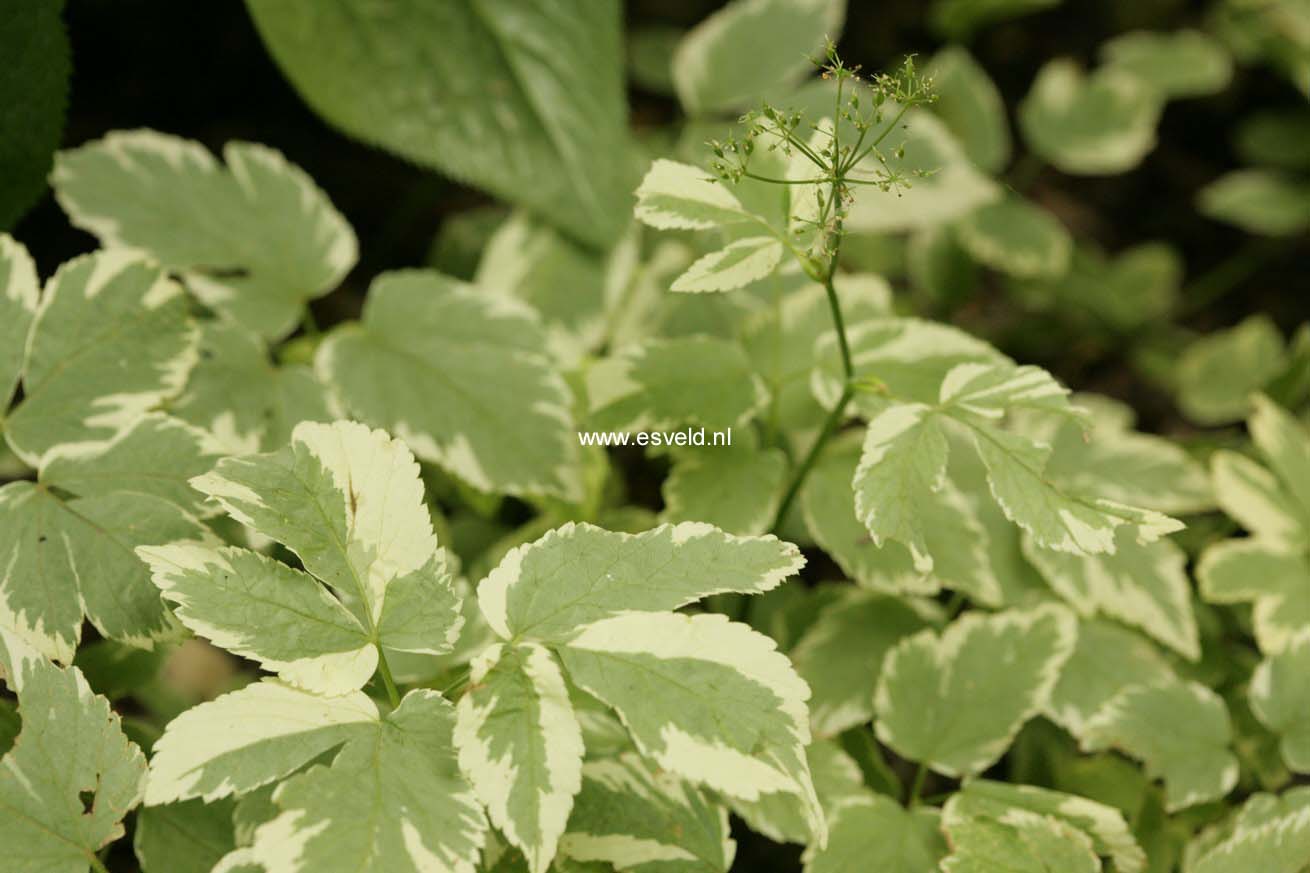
1250 631 1310 772
52 130 357 340
4 251 197 466
874 604 1077 776
557 612 824 843
478 521 803 643
0 233 39 411
455 643 582 873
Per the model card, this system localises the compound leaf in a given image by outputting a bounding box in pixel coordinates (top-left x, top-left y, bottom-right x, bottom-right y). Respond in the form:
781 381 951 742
53 131 356 340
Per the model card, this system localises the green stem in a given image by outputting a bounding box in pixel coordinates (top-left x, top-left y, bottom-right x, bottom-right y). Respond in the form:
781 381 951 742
89 853 111 873
301 305 321 337
822 265 855 383
906 762 929 808
771 381 853 531
375 643 401 708
1180 237 1282 316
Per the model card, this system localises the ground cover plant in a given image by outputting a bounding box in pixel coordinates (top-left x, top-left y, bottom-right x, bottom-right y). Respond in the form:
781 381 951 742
2 0 1310 871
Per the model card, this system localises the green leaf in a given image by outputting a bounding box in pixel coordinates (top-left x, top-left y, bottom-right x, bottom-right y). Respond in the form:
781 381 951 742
587 336 765 432
144 679 378 804
1023 530 1199 660
1198 169 1310 237
955 197 1073 279
845 111 1001 233
661 445 787 535
0 234 39 409
1011 242 1181 332
455 643 582 873
1251 632 1310 772
1237 110 1310 171
478 521 803 643
245 0 631 248
730 739 867 845
557 612 823 841
802 795 946 873
1177 315 1288 426
1045 618 1173 739
927 46 1012 173
874 604 1076 776
633 159 762 230
246 690 486 873
4 251 197 466
40 413 221 516
1101 29 1233 98
137 544 377 696
1083 679 1238 811
945 780 1145 873
169 321 336 453
134 799 237 873
0 626 147 873
1249 394 1310 522
1019 60 1162 175
0 0 69 229
182 420 463 669
805 435 1001 604
53 131 356 339
852 403 949 571
1188 788 1310 873
0 481 209 663
790 588 938 737
317 270 580 499
672 0 844 113
940 804 1100 873
1198 539 1310 654
1211 451 1306 549
672 236 786 293
559 752 736 872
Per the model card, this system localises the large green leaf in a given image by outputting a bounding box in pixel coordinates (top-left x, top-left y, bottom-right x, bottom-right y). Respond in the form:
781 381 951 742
53 131 356 339
4 251 197 466
874 604 1076 776
246 690 486 873
0 628 147 873
661 445 787 535
477 521 803 643
245 0 631 248
317 270 580 499
0 0 69 229
455 643 582 873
